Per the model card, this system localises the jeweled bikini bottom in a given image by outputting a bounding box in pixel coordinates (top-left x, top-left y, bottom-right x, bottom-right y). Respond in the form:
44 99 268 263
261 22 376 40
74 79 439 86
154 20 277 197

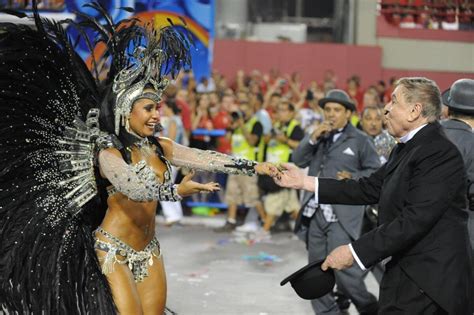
94 227 161 283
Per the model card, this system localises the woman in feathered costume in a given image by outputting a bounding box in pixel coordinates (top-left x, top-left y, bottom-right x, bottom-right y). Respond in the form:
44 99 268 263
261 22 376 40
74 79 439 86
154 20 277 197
0 2 278 314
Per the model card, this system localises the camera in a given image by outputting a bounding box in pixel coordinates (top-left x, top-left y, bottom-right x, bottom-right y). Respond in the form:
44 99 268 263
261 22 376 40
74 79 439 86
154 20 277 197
270 128 282 136
305 89 314 101
230 111 244 122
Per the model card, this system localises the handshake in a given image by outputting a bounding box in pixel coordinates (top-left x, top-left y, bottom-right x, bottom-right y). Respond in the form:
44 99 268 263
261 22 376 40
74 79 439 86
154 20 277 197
254 162 315 192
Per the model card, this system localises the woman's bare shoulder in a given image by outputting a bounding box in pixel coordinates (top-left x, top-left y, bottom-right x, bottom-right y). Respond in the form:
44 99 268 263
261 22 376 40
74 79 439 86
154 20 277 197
157 137 174 158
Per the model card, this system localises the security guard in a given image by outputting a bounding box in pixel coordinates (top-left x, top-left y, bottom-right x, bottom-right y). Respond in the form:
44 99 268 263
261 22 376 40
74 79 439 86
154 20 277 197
215 101 266 232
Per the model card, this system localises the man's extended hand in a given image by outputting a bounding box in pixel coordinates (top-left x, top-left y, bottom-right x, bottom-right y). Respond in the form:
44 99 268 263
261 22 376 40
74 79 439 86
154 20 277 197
272 163 304 189
321 245 354 271
272 163 315 192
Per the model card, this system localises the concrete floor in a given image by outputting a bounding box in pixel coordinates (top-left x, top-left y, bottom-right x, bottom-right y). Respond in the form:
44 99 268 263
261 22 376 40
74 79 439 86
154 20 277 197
157 215 379 315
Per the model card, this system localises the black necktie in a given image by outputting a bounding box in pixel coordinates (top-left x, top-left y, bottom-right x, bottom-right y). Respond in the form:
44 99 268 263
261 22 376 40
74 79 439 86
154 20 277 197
323 130 340 149
389 142 405 163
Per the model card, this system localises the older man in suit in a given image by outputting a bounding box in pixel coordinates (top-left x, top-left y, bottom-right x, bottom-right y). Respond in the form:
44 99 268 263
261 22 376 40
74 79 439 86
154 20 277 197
292 89 380 315
277 77 473 314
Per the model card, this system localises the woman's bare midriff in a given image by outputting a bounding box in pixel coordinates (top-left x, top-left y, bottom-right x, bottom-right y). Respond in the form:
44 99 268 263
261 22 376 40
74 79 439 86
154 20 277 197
99 196 157 250
98 146 169 250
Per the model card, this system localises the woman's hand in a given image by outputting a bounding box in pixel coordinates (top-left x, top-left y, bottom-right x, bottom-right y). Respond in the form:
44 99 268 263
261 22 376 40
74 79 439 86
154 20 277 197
177 170 220 197
254 162 281 178
336 170 352 180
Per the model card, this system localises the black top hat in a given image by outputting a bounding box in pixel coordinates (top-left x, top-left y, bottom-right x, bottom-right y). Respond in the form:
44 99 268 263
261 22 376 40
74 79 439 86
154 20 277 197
319 89 356 112
442 79 474 115
280 260 335 300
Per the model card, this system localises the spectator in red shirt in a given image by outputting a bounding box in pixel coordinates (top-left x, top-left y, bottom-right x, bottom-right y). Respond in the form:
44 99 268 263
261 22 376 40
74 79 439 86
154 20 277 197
375 80 387 104
346 75 364 113
190 93 214 150
212 93 234 154
175 88 192 136
383 76 397 104
363 87 382 109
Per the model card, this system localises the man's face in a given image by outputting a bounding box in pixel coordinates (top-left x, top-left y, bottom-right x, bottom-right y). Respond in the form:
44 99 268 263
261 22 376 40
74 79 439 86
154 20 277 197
361 108 383 136
237 91 248 104
221 95 234 112
323 102 351 130
240 103 253 120
383 85 413 138
209 92 219 105
176 89 188 101
270 95 280 108
277 103 294 123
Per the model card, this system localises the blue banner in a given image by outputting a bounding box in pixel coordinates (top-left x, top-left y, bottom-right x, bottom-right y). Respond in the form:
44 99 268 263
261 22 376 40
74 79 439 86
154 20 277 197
2 0 214 80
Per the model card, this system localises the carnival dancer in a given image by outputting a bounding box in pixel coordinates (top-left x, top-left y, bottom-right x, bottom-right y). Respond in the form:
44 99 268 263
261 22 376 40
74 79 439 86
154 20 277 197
0 3 278 314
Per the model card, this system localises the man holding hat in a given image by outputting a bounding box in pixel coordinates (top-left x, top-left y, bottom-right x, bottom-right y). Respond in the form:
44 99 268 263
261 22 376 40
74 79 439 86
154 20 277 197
276 78 473 314
441 78 474 253
291 89 380 314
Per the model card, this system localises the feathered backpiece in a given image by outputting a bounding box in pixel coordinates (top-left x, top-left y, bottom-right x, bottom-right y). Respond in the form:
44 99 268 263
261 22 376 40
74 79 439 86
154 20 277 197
73 2 192 135
0 2 191 314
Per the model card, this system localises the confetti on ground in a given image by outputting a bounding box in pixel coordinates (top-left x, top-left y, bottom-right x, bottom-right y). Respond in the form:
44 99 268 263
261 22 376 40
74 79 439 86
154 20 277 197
234 236 256 246
242 252 283 263
216 238 231 246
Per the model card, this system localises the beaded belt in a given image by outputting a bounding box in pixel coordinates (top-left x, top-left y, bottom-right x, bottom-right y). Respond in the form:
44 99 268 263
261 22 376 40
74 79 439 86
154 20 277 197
94 227 162 283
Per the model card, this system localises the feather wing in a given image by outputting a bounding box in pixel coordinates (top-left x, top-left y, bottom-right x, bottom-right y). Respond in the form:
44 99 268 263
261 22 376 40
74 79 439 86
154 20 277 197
0 16 116 315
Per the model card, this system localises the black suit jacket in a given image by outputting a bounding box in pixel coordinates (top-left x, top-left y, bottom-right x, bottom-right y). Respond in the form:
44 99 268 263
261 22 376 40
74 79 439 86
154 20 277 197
318 122 473 314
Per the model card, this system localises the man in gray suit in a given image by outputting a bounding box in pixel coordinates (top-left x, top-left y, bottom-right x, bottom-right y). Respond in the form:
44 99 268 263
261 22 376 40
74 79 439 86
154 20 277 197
292 89 380 315
441 78 474 252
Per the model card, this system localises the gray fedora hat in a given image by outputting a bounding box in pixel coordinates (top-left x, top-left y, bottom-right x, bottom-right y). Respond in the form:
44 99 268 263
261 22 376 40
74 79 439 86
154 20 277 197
319 89 356 112
442 79 474 115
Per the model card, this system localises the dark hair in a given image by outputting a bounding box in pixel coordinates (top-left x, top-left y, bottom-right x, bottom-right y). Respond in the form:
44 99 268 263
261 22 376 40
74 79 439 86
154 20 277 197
98 85 117 135
271 92 282 98
280 100 295 112
448 107 472 120
165 98 181 115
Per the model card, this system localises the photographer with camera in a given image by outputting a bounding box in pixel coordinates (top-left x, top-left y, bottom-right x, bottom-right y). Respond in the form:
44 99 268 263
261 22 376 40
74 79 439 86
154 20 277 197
258 100 304 239
214 101 267 233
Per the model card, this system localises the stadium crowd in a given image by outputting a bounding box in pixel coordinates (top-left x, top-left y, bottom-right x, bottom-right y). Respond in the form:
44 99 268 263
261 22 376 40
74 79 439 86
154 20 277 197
156 68 399 232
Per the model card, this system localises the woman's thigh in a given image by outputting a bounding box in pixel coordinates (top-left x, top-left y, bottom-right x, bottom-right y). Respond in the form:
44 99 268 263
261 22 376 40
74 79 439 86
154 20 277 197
137 256 167 315
96 250 143 314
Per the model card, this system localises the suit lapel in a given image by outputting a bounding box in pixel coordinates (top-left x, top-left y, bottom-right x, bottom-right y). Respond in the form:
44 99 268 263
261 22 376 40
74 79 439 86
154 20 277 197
383 122 441 176
327 132 348 153
384 145 409 175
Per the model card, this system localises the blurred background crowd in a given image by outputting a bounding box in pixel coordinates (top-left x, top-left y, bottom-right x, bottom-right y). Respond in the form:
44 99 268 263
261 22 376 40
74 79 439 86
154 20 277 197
156 68 399 232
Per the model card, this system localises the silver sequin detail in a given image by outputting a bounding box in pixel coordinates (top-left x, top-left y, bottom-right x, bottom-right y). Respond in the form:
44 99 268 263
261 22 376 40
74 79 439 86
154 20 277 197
106 159 180 202
112 43 169 135
55 109 107 212
94 227 161 283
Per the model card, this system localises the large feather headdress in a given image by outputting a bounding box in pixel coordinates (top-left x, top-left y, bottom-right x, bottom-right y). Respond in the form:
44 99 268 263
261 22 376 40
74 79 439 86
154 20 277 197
73 2 192 135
